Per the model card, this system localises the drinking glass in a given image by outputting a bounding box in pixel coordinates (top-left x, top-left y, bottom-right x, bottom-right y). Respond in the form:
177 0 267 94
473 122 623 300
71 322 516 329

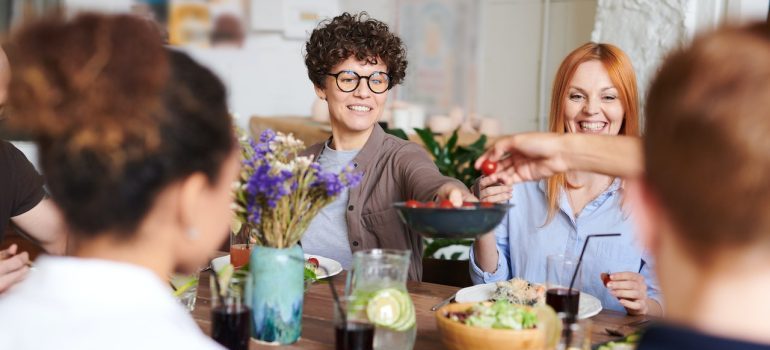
230 225 253 268
546 254 582 320
211 270 253 350
170 271 200 312
334 295 375 350
556 313 592 350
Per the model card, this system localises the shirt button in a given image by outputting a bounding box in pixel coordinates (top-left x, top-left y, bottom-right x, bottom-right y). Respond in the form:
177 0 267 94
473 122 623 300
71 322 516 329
352 241 359 247
348 205 354 211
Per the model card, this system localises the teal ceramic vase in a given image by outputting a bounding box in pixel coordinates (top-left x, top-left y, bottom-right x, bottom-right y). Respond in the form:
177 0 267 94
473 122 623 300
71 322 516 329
249 244 304 344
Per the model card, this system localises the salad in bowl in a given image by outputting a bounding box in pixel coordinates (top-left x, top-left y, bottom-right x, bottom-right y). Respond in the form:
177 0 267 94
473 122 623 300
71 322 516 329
436 300 560 350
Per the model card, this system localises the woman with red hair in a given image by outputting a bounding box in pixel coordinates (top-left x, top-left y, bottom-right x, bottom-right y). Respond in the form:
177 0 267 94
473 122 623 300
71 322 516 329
470 43 662 316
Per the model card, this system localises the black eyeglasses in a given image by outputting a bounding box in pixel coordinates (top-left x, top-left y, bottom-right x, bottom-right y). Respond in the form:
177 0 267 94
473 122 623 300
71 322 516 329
327 70 392 94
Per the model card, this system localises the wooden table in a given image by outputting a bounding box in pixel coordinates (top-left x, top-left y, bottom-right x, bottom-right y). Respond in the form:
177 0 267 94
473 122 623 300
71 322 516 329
192 270 653 349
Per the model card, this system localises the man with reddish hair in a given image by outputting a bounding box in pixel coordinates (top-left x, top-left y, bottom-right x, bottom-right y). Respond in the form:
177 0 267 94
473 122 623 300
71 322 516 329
478 22 770 349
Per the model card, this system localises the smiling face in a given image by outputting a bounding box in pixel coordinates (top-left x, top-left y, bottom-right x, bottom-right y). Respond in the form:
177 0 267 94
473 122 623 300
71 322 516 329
315 56 389 141
563 60 625 135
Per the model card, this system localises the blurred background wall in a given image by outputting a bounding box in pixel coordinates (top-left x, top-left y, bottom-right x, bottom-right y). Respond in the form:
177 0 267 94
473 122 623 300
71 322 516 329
1 0 768 168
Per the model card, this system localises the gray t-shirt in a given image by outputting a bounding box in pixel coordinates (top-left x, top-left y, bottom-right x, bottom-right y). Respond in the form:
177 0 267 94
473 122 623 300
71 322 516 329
300 141 359 270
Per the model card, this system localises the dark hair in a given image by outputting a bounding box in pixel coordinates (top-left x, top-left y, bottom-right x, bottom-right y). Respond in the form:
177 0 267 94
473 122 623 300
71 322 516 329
644 22 770 261
304 12 407 88
6 14 234 237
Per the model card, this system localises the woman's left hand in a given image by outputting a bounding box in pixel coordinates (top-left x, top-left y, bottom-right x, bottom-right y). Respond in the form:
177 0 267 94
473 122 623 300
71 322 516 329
605 272 651 315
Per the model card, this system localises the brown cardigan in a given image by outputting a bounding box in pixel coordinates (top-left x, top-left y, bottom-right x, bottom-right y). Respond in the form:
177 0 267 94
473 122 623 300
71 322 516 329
301 125 466 280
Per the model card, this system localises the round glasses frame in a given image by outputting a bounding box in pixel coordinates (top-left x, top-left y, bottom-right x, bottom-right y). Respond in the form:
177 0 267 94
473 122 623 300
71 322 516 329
326 70 392 94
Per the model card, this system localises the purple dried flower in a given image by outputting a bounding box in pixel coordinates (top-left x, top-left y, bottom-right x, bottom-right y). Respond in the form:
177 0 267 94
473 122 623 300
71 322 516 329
234 128 364 241
311 170 346 197
342 166 363 188
245 164 293 212
259 129 276 143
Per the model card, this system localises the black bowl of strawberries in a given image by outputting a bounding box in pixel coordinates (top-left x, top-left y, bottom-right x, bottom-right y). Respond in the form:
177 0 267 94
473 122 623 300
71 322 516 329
393 200 513 239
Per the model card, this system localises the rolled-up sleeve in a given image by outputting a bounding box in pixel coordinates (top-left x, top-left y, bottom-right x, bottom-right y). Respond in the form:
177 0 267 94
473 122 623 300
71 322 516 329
640 249 664 311
469 210 512 284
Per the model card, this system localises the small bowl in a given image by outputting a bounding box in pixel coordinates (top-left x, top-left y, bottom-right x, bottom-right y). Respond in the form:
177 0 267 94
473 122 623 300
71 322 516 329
393 202 513 239
435 302 546 350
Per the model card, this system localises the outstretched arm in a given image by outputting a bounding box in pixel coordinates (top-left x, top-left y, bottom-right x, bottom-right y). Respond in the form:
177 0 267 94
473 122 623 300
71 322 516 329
475 133 643 183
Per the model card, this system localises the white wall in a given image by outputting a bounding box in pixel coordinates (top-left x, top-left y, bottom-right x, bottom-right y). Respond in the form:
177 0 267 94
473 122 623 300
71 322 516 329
591 0 694 111
724 0 770 24
61 0 134 13
591 0 769 126
183 35 316 130
184 0 393 130
478 0 597 133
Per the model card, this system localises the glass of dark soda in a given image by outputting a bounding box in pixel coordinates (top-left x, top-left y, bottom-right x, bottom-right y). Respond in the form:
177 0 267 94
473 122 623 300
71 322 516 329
546 254 581 321
211 270 252 350
334 295 374 350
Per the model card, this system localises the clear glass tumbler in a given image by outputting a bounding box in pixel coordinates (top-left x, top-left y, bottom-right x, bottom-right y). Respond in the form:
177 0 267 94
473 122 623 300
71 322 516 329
170 271 200 312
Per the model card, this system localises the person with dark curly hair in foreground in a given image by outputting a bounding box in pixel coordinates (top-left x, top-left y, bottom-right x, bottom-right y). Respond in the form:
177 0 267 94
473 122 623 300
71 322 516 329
0 14 237 349
300 12 475 280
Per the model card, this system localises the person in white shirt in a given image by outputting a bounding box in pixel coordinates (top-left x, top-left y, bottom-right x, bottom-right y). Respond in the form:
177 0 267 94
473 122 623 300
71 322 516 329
0 14 239 350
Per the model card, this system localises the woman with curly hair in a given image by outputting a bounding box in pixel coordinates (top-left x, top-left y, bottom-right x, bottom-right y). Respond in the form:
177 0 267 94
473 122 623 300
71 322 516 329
300 12 475 280
0 14 237 349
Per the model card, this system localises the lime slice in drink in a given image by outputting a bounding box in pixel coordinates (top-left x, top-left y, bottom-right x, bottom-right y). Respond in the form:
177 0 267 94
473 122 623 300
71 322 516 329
170 275 199 297
230 219 242 235
366 288 406 327
391 298 416 331
533 304 561 349
216 263 235 297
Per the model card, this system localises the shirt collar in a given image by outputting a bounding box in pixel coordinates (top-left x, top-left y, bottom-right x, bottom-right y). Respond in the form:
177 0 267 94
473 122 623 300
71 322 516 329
537 177 623 221
536 177 622 194
350 123 386 171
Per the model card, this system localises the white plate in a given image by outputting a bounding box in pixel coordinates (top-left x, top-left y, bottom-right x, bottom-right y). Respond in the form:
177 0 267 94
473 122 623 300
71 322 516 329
210 254 343 279
304 254 343 279
455 282 602 319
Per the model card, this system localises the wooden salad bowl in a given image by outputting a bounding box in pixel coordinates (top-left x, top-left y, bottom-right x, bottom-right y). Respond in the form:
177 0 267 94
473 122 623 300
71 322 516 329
435 302 549 350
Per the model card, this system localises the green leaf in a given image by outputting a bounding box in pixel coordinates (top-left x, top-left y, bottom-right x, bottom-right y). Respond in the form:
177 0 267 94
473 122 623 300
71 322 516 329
304 266 317 281
447 129 459 152
437 152 453 167
386 128 409 141
455 151 476 165
414 128 441 158
450 252 463 260
423 238 473 258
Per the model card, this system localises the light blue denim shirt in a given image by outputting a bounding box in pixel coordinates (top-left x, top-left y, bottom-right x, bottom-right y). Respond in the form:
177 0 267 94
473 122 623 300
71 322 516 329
469 179 662 313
